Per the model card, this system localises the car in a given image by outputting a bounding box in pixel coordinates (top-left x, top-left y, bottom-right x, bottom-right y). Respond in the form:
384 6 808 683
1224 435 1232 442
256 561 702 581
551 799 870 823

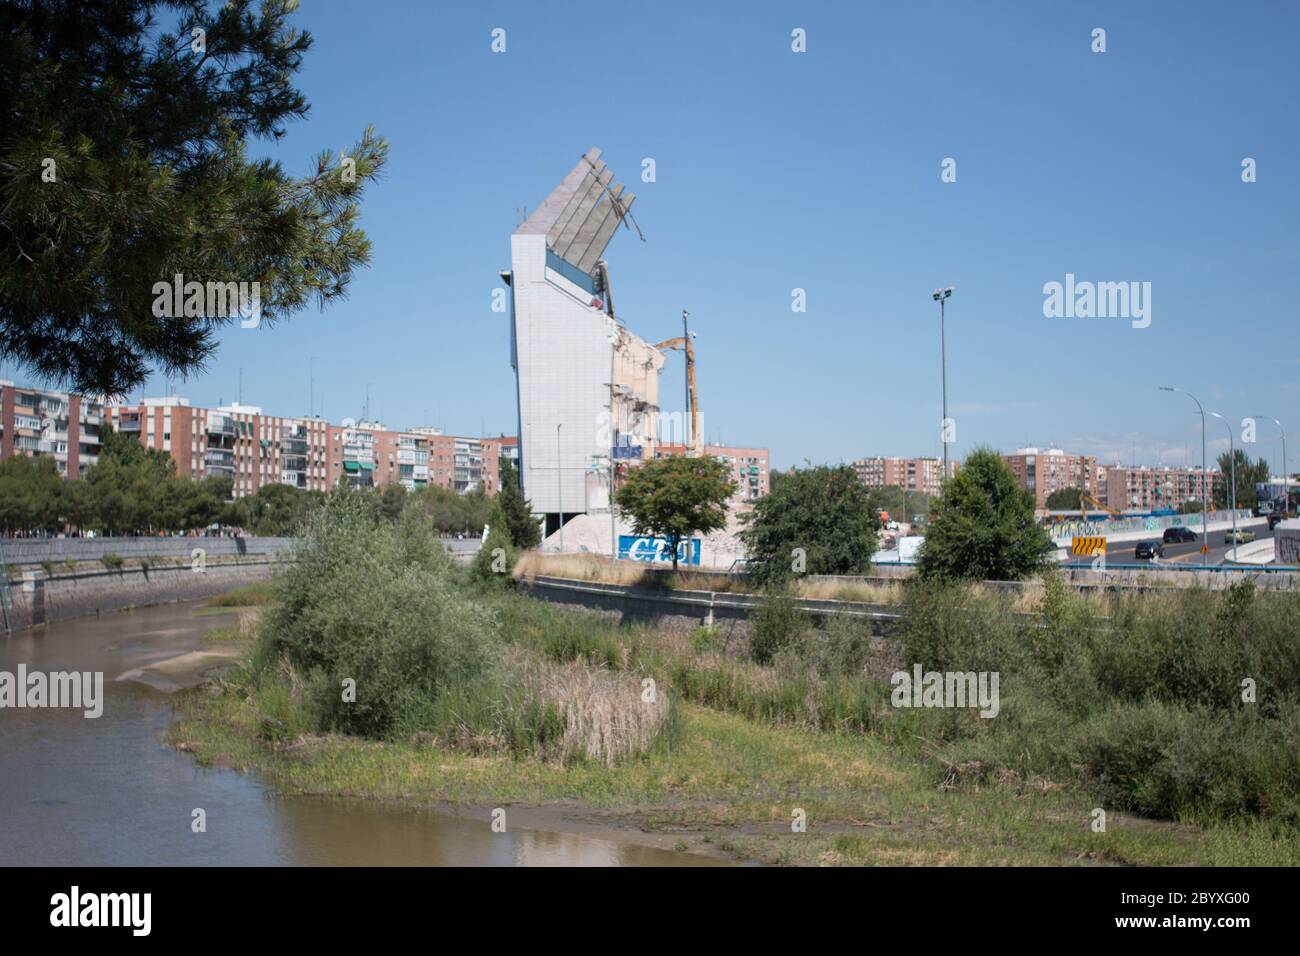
1134 541 1164 560
1224 529 1257 544
1162 527 1197 544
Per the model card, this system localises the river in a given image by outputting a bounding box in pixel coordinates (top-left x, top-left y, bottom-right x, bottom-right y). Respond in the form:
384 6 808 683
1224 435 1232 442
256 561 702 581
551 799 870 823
0 601 721 866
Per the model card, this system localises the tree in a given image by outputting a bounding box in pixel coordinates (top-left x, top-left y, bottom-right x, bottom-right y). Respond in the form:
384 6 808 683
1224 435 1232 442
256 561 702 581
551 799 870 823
1045 486 1085 511
917 447 1054 582
740 463 877 583
241 482 322 535
0 0 387 395
615 456 735 570
496 459 540 550
867 484 932 523
472 499 515 586
0 454 63 533
375 482 408 523
1214 449 1269 512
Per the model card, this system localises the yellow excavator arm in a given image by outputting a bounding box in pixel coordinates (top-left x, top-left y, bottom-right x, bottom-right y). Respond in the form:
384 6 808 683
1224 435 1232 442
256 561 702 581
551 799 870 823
653 336 701 457
1079 490 1119 519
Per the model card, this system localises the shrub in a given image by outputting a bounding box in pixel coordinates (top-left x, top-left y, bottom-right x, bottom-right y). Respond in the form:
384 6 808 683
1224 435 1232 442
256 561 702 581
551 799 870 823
257 487 500 738
748 580 807 664
100 553 124 571
472 501 515 586
917 447 1054 582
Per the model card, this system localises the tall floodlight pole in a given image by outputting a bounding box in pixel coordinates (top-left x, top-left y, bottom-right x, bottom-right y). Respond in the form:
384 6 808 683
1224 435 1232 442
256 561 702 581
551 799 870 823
556 423 564 554
932 287 955 483
1160 387 1210 568
1209 412 1239 563
681 309 691 452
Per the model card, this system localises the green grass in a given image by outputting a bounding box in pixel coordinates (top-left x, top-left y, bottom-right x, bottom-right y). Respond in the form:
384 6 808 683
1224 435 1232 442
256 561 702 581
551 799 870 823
169 690 1298 865
173 579 1300 866
206 582 274 607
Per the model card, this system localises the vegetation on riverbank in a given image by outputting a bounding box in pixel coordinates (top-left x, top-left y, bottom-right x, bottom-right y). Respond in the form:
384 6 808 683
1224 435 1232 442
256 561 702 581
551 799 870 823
174 516 1300 864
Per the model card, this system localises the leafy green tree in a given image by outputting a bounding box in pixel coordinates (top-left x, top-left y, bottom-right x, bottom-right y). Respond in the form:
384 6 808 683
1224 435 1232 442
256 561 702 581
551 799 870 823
616 456 735 571
866 485 932 524
375 482 408 523
496 459 540 550
1214 449 1269 511
472 499 515 586
917 447 1054 582
240 482 322 535
740 463 877 583
410 483 490 536
0 454 63 533
1045 486 1085 511
0 0 387 394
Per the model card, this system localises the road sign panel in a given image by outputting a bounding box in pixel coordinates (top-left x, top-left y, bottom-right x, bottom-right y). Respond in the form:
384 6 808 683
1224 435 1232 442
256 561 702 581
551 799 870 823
1071 536 1107 557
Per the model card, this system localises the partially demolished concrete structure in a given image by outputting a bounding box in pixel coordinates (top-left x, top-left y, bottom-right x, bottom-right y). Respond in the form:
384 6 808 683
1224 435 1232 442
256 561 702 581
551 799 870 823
505 148 664 535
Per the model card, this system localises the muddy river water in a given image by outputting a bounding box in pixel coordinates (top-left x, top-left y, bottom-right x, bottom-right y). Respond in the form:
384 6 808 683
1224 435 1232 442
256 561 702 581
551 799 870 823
0 601 721 866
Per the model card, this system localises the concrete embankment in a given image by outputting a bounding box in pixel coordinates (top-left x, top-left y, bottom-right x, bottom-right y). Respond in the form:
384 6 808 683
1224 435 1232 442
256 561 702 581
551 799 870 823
518 574 904 641
4 558 283 632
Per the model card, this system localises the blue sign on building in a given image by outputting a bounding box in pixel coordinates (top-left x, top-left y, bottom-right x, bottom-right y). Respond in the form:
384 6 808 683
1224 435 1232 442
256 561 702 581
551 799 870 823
618 535 702 565
611 436 642 460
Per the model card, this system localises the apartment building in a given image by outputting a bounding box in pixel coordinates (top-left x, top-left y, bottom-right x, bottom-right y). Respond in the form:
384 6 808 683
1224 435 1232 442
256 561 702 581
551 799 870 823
1003 447 1100 509
852 456 957 497
0 380 103 477
101 393 510 499
653 443 771 500
106 398 334 496
1103 465 1218 512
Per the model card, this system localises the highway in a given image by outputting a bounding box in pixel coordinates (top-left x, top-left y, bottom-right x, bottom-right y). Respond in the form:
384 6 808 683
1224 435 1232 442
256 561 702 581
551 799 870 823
1063 521 1276 569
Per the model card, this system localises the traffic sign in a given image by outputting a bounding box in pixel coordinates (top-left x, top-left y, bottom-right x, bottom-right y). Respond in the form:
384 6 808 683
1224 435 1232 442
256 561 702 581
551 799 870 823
1200 544 1210 554
1071 536 1107 557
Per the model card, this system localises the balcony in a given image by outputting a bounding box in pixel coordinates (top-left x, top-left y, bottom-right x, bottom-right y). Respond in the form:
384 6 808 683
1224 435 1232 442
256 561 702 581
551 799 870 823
117 415 142 432
207 415 235 436
204 450 235 473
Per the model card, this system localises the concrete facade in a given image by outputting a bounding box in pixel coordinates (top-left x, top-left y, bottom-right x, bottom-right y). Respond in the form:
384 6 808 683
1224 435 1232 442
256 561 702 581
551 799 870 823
1102 465 1218 512
0 380 103 478
508 148 663 529
852 456 956 498
1003 447 1100 509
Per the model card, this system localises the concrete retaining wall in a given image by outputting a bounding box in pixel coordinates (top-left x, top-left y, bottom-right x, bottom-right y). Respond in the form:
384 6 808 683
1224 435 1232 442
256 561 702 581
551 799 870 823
519 575 904 639
4 558 284 632
1 535 480 567
0 536 293 565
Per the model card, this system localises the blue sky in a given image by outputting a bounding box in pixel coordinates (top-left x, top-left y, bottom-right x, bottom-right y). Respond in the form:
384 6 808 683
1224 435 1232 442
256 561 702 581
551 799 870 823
67 1 1300 471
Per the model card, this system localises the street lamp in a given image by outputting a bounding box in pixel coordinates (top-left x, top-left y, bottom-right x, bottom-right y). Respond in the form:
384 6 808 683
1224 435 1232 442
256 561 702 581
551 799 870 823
932 286 955 483
556 422 564 554
1208 411 1239 564
1250 413 1287 490
1160 387 1210 568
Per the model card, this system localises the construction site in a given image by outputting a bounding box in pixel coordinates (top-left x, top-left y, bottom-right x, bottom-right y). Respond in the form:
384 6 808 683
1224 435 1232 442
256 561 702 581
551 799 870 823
503 148 762 567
